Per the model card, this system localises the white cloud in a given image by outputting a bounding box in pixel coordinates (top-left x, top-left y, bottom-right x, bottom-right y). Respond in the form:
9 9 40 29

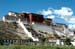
38 7 75 29
38 7 73 20
54 7 73 21
39 9 53 15
54 7 73 16
68 17 75 23
68 17 75 29
47 15 55 19
68 24 75 29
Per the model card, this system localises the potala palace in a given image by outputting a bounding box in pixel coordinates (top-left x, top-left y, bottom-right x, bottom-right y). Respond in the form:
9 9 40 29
2 11 75 45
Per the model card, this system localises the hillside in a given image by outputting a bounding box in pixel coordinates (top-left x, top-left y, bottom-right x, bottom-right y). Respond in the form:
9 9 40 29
0 21 21 39
0 21 57 40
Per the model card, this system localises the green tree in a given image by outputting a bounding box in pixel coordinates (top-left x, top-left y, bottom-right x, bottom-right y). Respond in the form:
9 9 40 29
64 38 72 45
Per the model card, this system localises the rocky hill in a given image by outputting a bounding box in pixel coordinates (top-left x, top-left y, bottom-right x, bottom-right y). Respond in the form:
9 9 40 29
0 21 24 39
0 21 57 40
0 20 74 41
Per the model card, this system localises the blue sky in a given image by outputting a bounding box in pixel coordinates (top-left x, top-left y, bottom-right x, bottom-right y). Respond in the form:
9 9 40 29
0 0 75 29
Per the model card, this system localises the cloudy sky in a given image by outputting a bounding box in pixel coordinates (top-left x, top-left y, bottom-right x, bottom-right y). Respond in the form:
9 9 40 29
0 0 75 29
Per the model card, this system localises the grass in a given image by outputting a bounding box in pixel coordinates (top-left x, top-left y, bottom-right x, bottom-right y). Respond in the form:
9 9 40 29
0 45 75 49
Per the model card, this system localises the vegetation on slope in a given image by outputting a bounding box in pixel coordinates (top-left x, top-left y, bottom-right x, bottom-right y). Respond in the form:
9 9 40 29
0 21 20 39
